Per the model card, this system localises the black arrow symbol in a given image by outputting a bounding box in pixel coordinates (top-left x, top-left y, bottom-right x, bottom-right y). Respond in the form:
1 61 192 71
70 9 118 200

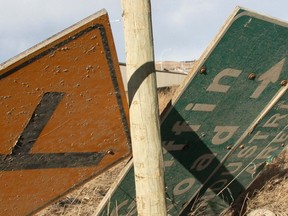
0 92 104 171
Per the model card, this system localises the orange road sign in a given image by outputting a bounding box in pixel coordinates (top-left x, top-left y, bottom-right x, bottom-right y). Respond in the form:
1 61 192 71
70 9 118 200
0 9 130 215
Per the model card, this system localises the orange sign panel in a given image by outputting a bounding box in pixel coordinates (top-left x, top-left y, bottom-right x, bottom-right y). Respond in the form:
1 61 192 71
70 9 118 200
0 10 130 215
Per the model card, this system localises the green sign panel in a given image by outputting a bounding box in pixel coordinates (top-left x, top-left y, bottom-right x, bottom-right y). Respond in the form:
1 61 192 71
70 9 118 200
193 92 288 215
96 7 288 215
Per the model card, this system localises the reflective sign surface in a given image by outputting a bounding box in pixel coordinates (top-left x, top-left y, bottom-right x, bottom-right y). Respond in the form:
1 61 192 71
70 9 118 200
0 10 130 215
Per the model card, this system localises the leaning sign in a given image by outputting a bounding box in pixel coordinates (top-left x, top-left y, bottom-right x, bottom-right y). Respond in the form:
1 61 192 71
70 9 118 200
96 7 287 215
0 10 130 215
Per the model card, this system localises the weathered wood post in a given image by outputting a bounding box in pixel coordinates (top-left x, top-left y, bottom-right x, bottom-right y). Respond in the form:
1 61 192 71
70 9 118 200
121 0 167 215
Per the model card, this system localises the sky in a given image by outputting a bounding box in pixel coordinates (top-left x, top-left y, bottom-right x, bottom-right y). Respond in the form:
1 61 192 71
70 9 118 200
1 0 288 64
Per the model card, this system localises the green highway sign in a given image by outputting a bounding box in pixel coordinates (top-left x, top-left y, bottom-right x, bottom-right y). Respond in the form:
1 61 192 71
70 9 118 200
184 91 288 215
96 7 288 215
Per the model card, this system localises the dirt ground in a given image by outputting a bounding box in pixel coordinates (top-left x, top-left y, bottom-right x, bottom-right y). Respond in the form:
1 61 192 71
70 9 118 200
36 86 288 216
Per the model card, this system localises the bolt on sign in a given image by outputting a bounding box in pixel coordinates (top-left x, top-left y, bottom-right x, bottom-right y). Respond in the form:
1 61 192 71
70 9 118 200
0 9 130 215
96 7 288 216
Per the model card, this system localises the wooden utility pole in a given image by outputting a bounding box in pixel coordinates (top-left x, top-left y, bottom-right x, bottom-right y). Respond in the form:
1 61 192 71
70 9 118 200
121 0 167 215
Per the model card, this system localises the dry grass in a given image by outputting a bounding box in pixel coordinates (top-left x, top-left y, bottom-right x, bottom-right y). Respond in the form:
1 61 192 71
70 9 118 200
37 86 288 216
245 151 288 215
246 175 288 215
36 160 128 216
228 148 288 216
157 86 178 114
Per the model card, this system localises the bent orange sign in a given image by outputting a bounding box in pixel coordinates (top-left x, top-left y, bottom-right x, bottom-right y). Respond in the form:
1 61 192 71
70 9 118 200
0 9 130 215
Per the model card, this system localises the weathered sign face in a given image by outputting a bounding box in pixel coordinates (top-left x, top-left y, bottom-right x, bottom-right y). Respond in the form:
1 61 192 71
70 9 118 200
96 7 287 216
196 91 288 215
0 10 130 215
